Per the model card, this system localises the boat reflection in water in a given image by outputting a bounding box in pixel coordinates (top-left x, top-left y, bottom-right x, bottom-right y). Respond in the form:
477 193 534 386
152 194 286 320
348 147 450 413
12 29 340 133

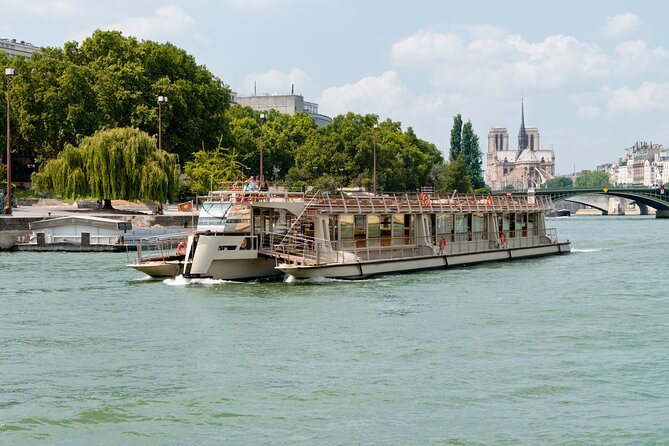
128 187 571 280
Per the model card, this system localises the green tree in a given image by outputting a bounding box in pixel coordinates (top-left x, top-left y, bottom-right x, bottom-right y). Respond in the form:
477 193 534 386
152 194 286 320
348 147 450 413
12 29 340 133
10 30 231 164
449 114 463 161
32 127 179 207
542 176 573 189
460 121 484 189
287 113 442 191
574 171 612 188
448 114 484 190
430 158 472 194
184 142 247 196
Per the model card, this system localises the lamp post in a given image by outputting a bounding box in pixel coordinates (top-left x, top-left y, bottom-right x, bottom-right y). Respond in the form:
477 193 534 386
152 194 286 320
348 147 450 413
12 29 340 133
157 96 168 151
259 113 266 180
373 123 379 194
5 67 16 215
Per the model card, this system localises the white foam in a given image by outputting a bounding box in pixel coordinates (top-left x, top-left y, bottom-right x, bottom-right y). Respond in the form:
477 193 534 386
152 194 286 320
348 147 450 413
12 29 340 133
163 275 243 286
572 248 602 253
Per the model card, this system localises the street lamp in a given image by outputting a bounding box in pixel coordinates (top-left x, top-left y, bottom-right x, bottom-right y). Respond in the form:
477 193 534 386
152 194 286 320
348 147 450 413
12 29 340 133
373 123 380 194
259 113 266 180
5 67 16 215
157 96 168 151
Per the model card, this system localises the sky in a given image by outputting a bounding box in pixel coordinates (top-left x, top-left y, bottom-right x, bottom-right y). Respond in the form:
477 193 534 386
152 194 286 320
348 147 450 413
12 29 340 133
2 0 668 174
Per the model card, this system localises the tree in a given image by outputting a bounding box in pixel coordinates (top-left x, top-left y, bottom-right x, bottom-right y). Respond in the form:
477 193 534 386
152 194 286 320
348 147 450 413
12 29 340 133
184 141 247 196
542 176 573 189
460 121 484 189
10 30 231 164
449 114 463 161
287 113 442 191
448 114 484 190
574 171 612 188
430 158 472 194
32 127 179 207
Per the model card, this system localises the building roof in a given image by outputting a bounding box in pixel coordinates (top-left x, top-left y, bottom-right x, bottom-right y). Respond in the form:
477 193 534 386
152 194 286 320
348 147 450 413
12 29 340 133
30 215 132 231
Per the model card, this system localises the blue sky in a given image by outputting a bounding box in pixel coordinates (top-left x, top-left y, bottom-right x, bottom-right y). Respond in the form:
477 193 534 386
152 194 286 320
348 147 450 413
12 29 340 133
2 0 668 174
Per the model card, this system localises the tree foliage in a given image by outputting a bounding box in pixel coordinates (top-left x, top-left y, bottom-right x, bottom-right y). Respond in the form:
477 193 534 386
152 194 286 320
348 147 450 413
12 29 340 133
10 30 230 163
184 140 247 196
574 170 612 188
430 158 472 194
541 176 574 189
32 127 180 202
448 114 484 189
285 113 442 192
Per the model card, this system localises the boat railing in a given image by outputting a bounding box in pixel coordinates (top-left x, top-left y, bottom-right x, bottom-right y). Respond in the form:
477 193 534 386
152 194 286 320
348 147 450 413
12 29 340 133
132 232 192 264
200 189 553 213
261 227 560 267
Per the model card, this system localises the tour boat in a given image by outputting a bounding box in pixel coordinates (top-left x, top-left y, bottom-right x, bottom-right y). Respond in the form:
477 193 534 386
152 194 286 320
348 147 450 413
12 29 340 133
128 187 571 280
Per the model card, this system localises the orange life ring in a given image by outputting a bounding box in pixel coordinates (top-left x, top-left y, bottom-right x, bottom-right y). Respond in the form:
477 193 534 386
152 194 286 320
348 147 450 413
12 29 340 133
439 237 446 250
240 238 247 249
499 231 507 245
419 193 430 207
177 241 187 255
179 201 192 212
236 194 243 202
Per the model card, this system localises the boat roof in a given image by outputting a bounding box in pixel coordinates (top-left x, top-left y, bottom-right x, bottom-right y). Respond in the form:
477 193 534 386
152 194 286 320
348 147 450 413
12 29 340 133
203 189 553 215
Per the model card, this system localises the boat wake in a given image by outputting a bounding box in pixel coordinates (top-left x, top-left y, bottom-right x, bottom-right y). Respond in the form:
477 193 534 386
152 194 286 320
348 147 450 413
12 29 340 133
163 275 242 286
572 248 602 253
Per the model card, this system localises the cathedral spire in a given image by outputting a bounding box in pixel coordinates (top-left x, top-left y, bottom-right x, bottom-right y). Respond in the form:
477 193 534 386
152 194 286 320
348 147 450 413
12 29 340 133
518 98 528 152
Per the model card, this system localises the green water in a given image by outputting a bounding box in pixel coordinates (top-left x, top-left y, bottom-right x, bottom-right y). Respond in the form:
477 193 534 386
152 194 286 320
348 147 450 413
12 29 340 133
1 217 668 445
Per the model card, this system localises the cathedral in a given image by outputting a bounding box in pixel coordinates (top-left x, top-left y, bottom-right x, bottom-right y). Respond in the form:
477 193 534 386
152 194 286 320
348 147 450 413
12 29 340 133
486 102 556 190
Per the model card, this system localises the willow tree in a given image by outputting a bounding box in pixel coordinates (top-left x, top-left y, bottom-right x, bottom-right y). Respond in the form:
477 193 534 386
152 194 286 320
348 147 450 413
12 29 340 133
33 127 180 208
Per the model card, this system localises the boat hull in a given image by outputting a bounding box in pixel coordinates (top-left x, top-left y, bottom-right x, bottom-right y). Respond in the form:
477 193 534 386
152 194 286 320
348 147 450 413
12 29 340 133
277 242 571 279
128 260 184 278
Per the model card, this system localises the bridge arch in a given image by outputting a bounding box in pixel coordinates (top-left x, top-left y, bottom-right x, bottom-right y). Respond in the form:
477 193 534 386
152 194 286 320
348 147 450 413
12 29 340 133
495 187 669 218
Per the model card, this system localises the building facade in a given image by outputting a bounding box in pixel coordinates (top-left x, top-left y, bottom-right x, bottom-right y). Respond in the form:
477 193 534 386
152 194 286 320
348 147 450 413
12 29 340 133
1 38 39 58
599 141 669 187
486 102 555 190
233 92 332 127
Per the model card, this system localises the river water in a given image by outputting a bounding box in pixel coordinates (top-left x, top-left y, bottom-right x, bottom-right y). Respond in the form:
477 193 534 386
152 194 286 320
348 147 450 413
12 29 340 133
1 216 668 445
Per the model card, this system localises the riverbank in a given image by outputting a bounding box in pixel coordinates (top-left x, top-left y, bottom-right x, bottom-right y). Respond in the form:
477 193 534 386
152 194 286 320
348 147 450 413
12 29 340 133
0 199 197 250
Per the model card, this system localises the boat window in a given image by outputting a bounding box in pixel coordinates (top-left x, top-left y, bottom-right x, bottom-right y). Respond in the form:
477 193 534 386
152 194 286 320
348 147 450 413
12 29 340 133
329 215 338 242
367 215 381 247
392 214 404 246
355 215 367 248
472 213 485 236
380 215 392 246
404 214 414 245
436 214 452 236
455 214 468 235
339 214 354 248
501 214 511 232
528 213 536 235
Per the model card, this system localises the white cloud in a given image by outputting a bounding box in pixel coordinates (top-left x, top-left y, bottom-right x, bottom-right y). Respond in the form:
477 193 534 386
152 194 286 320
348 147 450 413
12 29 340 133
104 5 195 40
576 105 602 118
319 71 408 117
602 12 641 38
391 29 464 66
391 28 610 92
614 40 669 72
0 0 82 18
225 0 282 7
243 68 311 96
607 82 669 112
